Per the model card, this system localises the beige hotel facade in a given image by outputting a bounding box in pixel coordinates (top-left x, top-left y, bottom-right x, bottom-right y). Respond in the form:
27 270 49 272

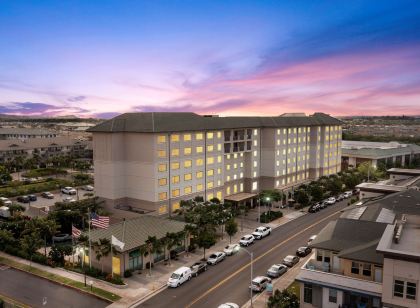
88 112 342 215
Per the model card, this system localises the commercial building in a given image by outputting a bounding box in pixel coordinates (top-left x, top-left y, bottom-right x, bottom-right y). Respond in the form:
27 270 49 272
0 128 58 140
0 137 92 164
341 141 420 169
296 188 420 308
88 112 342 215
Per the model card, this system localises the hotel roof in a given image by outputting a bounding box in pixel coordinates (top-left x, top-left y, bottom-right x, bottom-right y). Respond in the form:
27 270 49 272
87 112 342 133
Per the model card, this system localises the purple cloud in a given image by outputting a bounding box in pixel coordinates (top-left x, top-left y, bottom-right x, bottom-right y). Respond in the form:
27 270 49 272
67 95 86 102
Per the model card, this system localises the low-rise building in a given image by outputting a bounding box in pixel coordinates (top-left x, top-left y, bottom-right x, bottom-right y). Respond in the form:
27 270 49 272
0 137 92 164
341 141 420 169
0 128 58 140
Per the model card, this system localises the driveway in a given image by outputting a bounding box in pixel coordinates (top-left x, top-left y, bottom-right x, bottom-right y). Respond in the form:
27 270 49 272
0 266 109 308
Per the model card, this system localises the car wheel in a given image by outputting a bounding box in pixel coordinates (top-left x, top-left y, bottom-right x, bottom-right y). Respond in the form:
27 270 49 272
177 283 180 287
204 266 207 271
188 276 191 281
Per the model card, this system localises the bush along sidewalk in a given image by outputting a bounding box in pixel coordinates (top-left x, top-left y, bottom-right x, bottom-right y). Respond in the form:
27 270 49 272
66 265 125 285
260 211 283 223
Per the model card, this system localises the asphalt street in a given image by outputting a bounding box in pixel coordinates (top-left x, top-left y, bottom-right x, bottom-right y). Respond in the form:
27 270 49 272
0 266 109 308
139 200 350 308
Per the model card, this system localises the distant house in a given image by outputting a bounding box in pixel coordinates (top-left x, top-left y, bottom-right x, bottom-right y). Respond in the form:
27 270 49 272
0 128 58 140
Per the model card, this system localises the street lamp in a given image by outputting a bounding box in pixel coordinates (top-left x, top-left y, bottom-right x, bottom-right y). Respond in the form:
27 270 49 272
242 247 254 308
265 197 270 212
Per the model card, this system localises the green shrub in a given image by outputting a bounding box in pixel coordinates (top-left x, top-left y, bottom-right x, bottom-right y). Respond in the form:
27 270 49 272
124 269 133 278
260 211 283 223
22 168 67 178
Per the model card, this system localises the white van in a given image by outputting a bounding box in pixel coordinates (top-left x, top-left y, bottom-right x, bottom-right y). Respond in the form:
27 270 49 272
167 266 192 288
0 206 11 218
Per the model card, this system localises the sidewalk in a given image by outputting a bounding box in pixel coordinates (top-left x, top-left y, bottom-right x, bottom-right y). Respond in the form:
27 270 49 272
0 206 307 308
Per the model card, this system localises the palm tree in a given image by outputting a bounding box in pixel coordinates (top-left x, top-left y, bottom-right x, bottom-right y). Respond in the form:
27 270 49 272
163 232 184 266
93 238 111 273
145 235 162 276
38 218 59 256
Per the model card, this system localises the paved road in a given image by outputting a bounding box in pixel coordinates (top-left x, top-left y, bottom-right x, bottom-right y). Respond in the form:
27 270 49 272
0 266 109 308
139 200 350 308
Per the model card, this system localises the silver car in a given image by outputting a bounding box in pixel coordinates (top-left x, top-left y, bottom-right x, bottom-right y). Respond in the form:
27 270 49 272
283 255 300 267
267 264 288 278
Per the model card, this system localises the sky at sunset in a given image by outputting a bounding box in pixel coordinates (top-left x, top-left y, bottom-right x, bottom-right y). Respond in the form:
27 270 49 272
1 0 420 118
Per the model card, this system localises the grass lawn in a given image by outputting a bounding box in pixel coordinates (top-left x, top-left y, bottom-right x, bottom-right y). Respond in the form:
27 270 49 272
0 256 121 302
286 280 300 298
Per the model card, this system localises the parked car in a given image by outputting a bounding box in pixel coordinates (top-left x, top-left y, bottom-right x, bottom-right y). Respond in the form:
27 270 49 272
282 255 300 267
336 194 345 202
267 264 288 278
319 201 328 209
17 195 30 203
296 246 312 257
207 252 226 265
28 194 37 202
252 226 272 239
343 191 353 198
249 276 272 292
63 197 76 203
352 188 360 195
41 192 54 199
218 303 239 308
52 233 72 242
61 187 77 195
0 197 12 206
307 235 317 246
82 185 94 191
325 197 336 205
239 234 255 246
190 261 207 277
0 206 11 218
167 266 192 288
308 203 320 213
224 244 240 256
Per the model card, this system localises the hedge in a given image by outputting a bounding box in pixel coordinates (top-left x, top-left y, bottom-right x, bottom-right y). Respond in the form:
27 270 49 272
0 179 72 198
22 168 67 178
260 211 283 223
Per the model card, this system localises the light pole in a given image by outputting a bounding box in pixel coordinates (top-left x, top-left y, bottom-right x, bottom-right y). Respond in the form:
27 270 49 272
265 197 270 213
242 247 254 307
257 197 260 223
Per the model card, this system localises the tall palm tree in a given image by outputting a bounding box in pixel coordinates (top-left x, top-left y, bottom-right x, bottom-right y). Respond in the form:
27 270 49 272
93 238 111 273
164 232 184 265
145 235 162 276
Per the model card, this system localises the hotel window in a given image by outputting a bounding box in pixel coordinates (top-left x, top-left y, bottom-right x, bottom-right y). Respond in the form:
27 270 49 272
158 163 167 172
253 171 257 177
158 192 167 201
171 134 180 142
196 146 203 153
207 145 214 152
184 173 192 181
277 129 280 135
240 162 243 167
207 169 214 176
217 143 222 151
233 174 237 180
233 184 238 193
158 178 167 186
157 150 166 158
226 175 231 181
394 280 404 298
217 180 221 186
196 158 204 166
216 191 222 200
207 132 214 139
171 148 180 157
217 131 222 138
157 135 166 143
197 184 203 191
328 289 337 303
226 154 231 160
184 160 192 168
253 129 258 136
183 134 191 141
276 180 279 186
240 152 244 157
226 186 231 195
407 282 417 300
217 168 222 174
233 163 237 169
172 189 180 197
171 162 180 169
207 181 214 189
252 181 258 190
276 160 280 166
207 157 214 165
226 164 231 171
234 153 238 159
217 155 222 163
172 175 180 184
253 150 257 157
207 193 214 201
196 171 203 179
184 186 192 194
253 161 257 167
196 133 203 140
240 172 243 178
184 147 192 155
158 205 168 214
351 262 360 274
276 140 280 146
253 140 258 146
304 284 312 304
172 202 180 212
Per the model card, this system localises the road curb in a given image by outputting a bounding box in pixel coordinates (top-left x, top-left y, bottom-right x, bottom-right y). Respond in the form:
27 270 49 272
1 260 114 304
127 283 167 307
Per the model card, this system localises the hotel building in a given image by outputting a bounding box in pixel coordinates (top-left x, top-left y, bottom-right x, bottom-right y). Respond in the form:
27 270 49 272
88 112 342 215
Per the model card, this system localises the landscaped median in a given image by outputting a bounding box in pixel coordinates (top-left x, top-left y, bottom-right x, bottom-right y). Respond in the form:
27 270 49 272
0 256 121 303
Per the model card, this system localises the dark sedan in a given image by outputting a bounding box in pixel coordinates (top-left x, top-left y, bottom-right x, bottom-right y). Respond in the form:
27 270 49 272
28 194 37 201
17 196 30 203
296 246 312 257
190 261 207 277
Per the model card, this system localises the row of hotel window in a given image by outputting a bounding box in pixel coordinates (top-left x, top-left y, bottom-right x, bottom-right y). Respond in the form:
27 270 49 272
159 188 224 201
157 157 223 171
157 132 223 143
157 144 222 157
158 170 223 186
158 191 224 214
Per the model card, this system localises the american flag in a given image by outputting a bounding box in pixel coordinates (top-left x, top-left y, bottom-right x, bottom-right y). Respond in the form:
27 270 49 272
91 213 110 229
72 225 81 238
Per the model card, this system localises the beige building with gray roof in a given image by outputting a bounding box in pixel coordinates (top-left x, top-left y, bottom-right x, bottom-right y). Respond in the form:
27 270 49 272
88 112 342 216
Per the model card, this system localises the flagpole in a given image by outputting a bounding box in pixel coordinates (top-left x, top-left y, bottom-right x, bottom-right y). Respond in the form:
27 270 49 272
122 219 126 274
88 209 92 269
71 224 75 266
111 235 114 278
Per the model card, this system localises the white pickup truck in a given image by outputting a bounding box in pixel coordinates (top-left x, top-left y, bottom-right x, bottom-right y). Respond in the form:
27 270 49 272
252 226 272 240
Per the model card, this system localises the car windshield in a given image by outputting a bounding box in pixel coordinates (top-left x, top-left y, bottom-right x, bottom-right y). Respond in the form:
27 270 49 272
269 266 279 271
251 281 260 286
171 273 180 279
192 263 200 267
241 236 247 240
285 256 293 261
209 254 217 259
